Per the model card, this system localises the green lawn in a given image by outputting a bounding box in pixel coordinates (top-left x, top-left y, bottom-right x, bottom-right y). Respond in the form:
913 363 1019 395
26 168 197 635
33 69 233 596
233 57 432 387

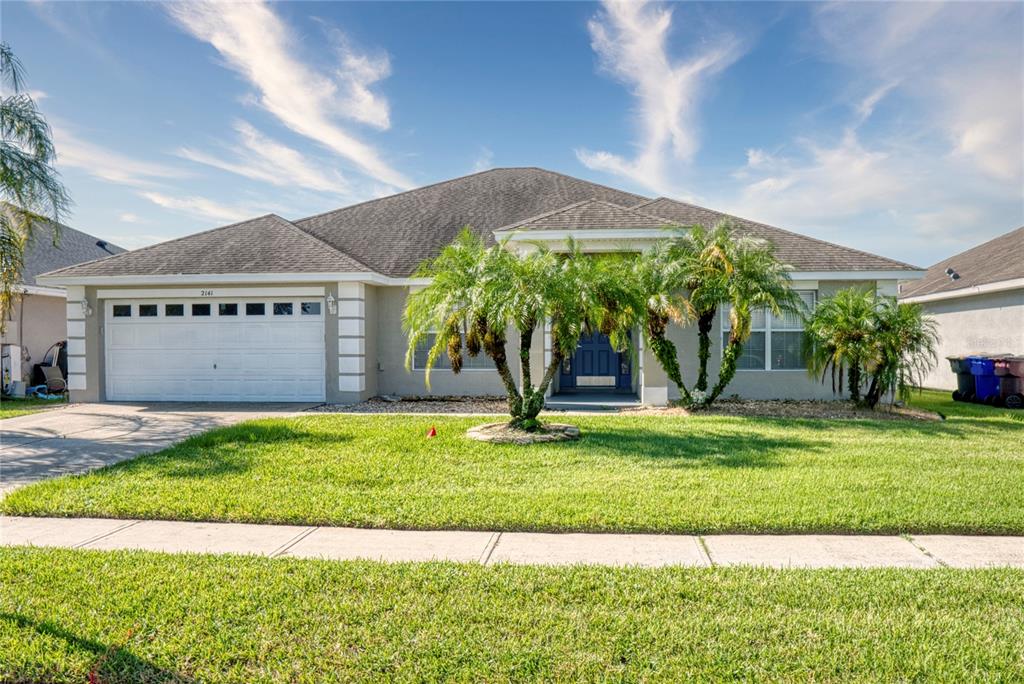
0 395 64 419
2 547 1022 682
3 390 1022 534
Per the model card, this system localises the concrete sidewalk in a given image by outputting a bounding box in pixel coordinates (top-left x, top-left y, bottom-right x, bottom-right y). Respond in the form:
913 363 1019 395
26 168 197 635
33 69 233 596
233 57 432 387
3 516 1022 568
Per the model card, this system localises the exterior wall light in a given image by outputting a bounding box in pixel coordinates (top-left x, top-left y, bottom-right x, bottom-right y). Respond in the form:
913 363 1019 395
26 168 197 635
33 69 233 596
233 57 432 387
80 298 93 317
326 293 337 314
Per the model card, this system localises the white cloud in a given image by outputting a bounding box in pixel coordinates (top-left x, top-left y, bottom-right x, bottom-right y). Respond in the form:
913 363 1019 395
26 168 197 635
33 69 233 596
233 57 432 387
166 1 411 189
178 120 350 196
51 124 188 188
138 191 263 224
576 0 741 195
118 213 143 224
813 2 1023 185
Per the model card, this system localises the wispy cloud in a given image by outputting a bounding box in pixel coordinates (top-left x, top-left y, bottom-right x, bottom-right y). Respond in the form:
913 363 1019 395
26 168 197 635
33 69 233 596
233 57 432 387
51 124 188 188
472 146 494 172
118 213 143 224
166 1 411 189
178 120 350 196
138 191 263 224
576 0 741 195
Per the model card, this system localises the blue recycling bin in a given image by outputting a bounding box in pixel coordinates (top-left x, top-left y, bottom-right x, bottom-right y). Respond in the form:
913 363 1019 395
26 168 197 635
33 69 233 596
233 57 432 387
967 356 1000 403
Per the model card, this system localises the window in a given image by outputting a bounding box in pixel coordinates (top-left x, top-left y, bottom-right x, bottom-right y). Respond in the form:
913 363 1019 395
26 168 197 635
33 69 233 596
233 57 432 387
139 304 158 317
165 304 184 317
246 302 265 316
218 303 238 316
413 333 494 371
112 304 131 317
273 302 293 316
301 301 321 315
722 291 815 371
192 303 211 316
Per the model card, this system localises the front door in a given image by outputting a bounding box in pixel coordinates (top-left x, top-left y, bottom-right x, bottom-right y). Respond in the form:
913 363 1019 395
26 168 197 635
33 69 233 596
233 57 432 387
559 332 632 391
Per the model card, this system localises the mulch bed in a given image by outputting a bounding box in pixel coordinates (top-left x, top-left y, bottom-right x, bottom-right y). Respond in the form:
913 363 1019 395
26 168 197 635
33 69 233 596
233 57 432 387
311 396 942 421
310 396 508 414
625 399 943 421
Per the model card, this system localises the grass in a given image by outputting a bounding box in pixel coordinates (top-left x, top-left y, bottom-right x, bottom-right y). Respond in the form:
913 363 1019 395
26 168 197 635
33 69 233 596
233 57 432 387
2 547 1022 682
3 390 1022 534
0 395 65 420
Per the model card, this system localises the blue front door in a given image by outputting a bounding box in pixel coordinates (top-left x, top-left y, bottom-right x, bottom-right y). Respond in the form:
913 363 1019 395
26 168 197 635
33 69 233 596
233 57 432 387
559 332 632 391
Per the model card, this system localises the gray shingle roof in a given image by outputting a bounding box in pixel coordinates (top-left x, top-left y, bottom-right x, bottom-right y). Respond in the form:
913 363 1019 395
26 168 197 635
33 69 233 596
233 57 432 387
495 199 680 232
42 167 923 280
635 197 921 272
20 218 125 286
900 226 1024 299
43 214 370 278
296 168 648 277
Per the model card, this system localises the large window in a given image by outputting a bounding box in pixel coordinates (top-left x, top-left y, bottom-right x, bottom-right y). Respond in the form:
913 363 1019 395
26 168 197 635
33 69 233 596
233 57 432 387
413 333 495 371
722 290 816 371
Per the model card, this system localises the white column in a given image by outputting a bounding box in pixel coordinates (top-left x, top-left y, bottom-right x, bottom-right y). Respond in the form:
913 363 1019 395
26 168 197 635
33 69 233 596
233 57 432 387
337 282 366 394
65 285 87 391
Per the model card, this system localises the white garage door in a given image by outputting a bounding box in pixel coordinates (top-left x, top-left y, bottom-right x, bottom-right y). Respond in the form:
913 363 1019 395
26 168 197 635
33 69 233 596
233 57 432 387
105 297 326 402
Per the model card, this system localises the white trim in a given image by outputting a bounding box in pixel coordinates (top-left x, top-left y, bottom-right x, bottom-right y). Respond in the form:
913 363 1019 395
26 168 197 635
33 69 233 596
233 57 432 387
789 270 925 281
900 277 1024 304
38 271 430 287
497 229 669 241
16 284 67 298
96 286 325 299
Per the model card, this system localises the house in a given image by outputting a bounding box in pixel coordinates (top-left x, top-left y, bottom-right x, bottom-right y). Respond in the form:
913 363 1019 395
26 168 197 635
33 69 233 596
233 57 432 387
1 217 124 385
37 168 923 405
899 226 1023 391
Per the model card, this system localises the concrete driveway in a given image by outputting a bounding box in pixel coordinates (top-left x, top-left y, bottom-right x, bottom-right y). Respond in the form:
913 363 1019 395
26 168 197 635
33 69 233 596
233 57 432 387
0 402 315 494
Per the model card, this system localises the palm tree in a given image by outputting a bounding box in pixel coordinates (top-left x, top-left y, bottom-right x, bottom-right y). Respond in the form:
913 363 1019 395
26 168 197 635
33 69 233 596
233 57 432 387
404 229 634 430
863 298 938 408
664 222 797 406
803 287 880 403
629 241 692 403
1 43 71 333
709 239 800 404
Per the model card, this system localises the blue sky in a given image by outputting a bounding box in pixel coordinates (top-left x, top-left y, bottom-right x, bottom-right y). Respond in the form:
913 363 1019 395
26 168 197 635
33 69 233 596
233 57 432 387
5 1 1022 266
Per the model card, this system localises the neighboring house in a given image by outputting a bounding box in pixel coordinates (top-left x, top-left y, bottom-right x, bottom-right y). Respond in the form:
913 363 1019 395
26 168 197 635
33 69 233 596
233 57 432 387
37 168 923 405
899 226 1024 391
1 217 124 383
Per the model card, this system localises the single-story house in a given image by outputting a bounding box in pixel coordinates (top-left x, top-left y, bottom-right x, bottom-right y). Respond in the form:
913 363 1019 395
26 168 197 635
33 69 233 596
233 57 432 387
899 226 1023 391
1 216 124 385
37 167 924 405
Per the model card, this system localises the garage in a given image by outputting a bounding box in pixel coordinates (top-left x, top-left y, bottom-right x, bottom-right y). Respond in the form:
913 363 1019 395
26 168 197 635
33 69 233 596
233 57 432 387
104 296 325 402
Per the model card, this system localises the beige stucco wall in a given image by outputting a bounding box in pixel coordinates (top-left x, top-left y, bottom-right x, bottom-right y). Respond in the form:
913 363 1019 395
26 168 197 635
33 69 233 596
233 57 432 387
915 288 1024 391
1 293 67 379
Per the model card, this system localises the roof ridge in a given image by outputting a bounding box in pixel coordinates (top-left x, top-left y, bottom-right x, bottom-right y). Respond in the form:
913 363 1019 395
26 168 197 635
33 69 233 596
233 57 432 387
294 167 651 227
41 213 285 278
277 215 377 273
647 197 922 271
495 197 678 233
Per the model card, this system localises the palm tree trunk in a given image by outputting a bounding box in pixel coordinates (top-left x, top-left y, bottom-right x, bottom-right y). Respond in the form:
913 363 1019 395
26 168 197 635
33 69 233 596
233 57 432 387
521 350 563 422
695 309 715 392
848 363 862 403
709 336 742 404
646 330 691 404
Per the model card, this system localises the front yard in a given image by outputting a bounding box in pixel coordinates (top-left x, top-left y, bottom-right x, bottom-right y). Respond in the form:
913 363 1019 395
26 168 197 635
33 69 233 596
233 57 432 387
4 391 1022 534
2 547 1022 682
0 395 65 420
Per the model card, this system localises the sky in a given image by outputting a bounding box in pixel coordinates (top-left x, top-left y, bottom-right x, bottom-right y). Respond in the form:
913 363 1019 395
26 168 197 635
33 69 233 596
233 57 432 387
3 0 1022 267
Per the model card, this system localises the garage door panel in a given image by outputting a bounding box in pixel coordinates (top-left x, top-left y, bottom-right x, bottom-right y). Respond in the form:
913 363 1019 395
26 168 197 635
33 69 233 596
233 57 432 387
105 298 325 402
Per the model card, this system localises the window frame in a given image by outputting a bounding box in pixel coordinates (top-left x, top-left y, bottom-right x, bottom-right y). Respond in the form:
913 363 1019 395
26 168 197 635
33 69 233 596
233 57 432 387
722 290 816 372
411 331 496 372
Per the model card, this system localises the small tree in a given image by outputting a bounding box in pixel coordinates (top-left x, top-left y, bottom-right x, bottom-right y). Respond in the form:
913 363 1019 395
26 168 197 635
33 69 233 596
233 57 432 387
803 287 878 402
645 222 797 407
863 298 938 408
403 229 634 430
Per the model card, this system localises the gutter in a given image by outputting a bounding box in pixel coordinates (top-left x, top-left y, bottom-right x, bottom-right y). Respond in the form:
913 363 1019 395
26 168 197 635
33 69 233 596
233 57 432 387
900 277 1024 304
